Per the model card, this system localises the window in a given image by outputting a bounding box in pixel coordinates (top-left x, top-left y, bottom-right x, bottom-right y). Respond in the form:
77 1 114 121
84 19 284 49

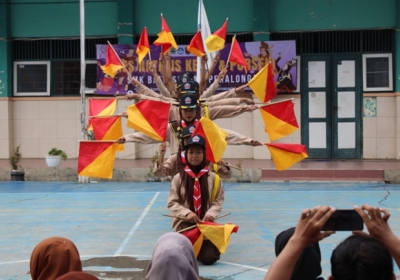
14 61 50 96
362 53 393 92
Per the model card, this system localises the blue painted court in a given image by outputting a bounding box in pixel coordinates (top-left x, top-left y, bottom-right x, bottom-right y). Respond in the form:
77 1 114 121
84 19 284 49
1 181 400 279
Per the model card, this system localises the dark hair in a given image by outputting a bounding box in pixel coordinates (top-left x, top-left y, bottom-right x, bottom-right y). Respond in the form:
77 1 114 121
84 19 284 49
179 145 209 219
330 235 394 280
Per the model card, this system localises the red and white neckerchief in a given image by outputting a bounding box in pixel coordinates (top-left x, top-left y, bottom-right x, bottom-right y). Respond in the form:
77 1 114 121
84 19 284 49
180 119 199 129
184 165 209 218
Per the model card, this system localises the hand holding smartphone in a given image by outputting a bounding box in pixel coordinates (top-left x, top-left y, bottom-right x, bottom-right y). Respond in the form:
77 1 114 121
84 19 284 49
322 209 363 231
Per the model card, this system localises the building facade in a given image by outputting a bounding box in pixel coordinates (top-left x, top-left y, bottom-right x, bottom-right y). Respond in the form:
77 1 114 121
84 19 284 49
1 0 399 161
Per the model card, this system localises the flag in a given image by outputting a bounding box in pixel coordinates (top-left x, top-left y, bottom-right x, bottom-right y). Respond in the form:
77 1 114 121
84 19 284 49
126 100 170 141
192 117 227 163
265 143 308 171
182 221 239 256
78 141 117 179
205 18 228 53
187 30 206 57
153 14 178 54
197 0 215 81
100 45 123 78
260 100 299 141
247 62 277 103
228 36 249 73
136 27 150 64
91 116 124 152
87 98 117 130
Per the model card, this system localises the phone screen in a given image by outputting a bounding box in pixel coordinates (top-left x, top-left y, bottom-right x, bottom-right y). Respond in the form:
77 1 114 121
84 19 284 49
322 209 363 231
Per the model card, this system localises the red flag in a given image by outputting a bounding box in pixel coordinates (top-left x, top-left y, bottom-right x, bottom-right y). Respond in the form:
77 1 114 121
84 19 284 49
100 45 123 77
187 30 206 57
205 19 228 52
136 27 150 64
78 141 117 179
247 62 277 102
228 36 249 73
265 143 308 171
126 100 170 141
91 115 124 152
87 98 117 130
260 100 299 141
192 117 227 163
153 14 178 54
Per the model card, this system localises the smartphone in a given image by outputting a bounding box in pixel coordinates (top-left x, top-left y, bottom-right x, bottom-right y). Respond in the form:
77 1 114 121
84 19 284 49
322 209 363 231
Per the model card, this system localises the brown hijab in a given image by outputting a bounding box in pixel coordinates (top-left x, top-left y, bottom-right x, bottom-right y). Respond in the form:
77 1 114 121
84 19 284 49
30 236 83 280
55 272 99 280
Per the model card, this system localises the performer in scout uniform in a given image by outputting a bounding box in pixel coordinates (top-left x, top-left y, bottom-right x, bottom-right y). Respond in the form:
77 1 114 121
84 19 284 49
117 94 262 155
168 134 224 265
153 126 232 179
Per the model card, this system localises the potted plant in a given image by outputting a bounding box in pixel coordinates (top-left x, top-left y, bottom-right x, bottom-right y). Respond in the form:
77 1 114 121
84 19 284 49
46 148 68 168
10 146 25 181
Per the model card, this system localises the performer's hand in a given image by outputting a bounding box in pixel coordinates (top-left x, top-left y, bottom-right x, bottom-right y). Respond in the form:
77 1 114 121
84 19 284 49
250 140 263 146
242 105 258 112
203 214 215 222
217 69 228 81
159 142 166 153
121 112 128 118
186 212 201 223
125 94 141 101
240 98 255 105
149 61 156 73
116 137 126 144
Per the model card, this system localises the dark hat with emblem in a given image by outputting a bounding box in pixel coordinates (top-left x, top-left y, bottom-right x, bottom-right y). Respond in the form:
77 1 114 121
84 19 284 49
180 94 198 109
179 80 199 94
181 125 195 138
184 134 206 148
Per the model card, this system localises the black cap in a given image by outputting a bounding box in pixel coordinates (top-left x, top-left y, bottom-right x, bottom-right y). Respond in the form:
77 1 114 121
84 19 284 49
177 72 195 88
181 125 195 138
185 135 206 148
180 94 197 109
180 80 199 94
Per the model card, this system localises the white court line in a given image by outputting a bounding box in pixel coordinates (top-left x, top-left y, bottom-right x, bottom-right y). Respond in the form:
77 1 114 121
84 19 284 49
113 192 160 256
219 261 268 272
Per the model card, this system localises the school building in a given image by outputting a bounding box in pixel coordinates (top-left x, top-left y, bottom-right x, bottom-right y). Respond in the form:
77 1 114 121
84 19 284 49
1 0 400 161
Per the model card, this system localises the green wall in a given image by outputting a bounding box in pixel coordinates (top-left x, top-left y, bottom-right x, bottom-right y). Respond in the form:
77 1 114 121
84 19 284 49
271 0 395 31
0 0 11 97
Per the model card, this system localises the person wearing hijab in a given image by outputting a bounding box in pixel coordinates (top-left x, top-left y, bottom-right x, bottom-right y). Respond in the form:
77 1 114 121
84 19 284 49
168 134 224 265
30 236 83 280
55 272 99 280
145 232 199 280
275 227 324 280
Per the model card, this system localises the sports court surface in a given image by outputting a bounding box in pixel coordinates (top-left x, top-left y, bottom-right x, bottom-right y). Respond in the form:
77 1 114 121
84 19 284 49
1 181 400 280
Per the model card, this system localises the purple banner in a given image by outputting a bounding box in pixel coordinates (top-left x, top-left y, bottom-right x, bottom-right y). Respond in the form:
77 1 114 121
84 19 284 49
96 40 296 95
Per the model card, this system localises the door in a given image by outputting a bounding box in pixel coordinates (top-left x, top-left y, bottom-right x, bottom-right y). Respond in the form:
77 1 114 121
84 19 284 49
301 54 362 159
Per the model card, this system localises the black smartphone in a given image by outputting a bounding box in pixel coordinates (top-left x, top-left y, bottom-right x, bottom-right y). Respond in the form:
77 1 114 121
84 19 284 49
322 209 363 231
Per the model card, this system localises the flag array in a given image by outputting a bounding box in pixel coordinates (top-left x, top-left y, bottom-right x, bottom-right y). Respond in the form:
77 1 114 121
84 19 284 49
205 19 228 53
193 117 227 163
100 45 124 78
181 221 239 257
126 100 170 141
153 14 178 54
265 143 308 171
78 141 117 179
247 62 277 103
228 36 248 73
136 27 150 64
87 98 117 130
187 30 206 57
259 100 299 141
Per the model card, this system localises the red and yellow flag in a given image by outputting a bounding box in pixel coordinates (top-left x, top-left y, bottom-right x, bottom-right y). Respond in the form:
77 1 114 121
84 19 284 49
247 62 277 103
91 116 124 152
87 98 117 130
187 30 206 57
228 36 249 73
126 100 170 141
153 14 178 54
193 117 227 163
100 45 123 77
182 221 239 257
205 19 228 52
78 141 117 179
136 27 150 64
265 143 308 171
260 100 299 141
